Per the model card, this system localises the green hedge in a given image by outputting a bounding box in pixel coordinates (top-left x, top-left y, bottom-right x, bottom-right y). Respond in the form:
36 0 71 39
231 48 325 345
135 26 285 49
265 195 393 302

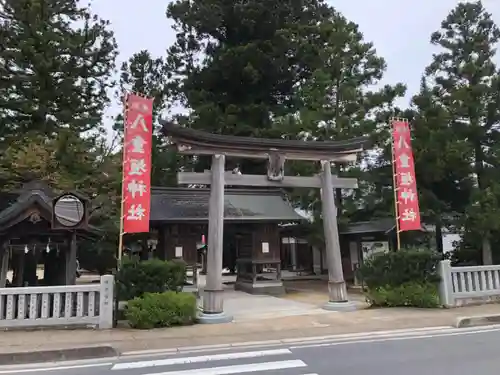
356 248 442 308
357 248 441 288
116 258 187 301
125 291 197 329
366 282 440 308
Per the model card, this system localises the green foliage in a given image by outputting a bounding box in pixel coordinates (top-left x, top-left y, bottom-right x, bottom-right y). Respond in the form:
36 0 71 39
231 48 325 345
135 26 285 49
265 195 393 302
271 9 405 229
357 248 442 289
125 292 197 329
411 81 474 232
167 0 333 136
0 0 117 140
0 0 121 264
415 0 500 264
165 0 344 174
366 282 440 308
116 258 187 301
357 249 442 308
113 50 182 188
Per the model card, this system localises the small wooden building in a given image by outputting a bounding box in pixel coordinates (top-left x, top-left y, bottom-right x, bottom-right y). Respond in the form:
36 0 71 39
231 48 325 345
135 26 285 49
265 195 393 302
150 187 305 294
280 218 396 282
0 181 97 287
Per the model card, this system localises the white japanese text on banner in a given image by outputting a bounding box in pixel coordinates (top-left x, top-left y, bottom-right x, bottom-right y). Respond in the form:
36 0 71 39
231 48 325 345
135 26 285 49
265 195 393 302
392 119 421 232
122 94 153 233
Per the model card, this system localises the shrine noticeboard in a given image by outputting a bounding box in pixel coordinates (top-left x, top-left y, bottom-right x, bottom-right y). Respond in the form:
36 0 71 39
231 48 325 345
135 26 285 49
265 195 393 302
392 119 421 232
122 94 153 233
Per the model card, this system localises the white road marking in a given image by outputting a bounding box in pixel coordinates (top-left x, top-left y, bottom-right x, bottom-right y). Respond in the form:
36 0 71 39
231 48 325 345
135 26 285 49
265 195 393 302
0 362 112 374
112 349 291 370
4 325 500 374
146 360 307 374
291 326 500 349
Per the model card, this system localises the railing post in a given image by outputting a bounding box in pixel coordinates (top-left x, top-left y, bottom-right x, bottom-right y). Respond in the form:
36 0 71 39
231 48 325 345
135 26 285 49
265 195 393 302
438 260 454 308
98 275 114 329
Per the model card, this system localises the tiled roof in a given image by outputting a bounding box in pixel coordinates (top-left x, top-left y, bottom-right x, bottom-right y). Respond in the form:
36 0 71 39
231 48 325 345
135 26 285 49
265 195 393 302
340 218 397 235
150 187 305 223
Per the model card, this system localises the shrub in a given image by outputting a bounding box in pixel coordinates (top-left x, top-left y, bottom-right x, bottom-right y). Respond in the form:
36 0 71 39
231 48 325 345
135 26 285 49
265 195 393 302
356 248 442 308
357 248 441 289
125 291 197 329
116 258 187 300
366 282 440 308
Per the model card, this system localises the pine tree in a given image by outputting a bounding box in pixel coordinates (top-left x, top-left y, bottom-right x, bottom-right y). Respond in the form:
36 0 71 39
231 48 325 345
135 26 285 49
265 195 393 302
0 0 117 142
423 1 500 263
165 0 333 141
277 11 405 222
411 78 474 252
114 50 179 187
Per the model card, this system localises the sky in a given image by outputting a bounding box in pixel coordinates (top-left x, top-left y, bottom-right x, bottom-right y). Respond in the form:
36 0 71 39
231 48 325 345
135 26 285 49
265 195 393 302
91 0 500 133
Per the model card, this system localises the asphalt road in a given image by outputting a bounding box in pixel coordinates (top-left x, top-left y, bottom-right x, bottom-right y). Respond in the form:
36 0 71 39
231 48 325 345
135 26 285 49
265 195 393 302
2 326 500 375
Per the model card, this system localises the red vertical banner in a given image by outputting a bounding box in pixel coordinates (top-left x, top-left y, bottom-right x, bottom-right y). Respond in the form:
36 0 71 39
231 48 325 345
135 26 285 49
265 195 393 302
122 93 154 233
392 119 421 232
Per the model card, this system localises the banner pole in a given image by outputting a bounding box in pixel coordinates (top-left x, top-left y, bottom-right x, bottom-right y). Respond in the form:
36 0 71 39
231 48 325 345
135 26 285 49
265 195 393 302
114 93 129 328
117 92 129 264
390 118 401 250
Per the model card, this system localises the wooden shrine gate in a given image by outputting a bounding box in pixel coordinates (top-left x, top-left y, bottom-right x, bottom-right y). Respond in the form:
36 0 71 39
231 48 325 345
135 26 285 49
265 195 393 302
161 121 368 323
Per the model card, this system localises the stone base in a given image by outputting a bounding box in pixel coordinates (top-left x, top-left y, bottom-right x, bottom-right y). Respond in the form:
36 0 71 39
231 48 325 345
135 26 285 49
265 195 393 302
322 300 357 312
197 312 233 324
234 280 286 296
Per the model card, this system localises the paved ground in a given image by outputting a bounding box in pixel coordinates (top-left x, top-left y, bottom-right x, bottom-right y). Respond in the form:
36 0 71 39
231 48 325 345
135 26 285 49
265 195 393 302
2 275 500 365
197 278 368 322
218 290 332 322
282 280 367 307
2 302 500 356
3 325 500 374
202 288 367 322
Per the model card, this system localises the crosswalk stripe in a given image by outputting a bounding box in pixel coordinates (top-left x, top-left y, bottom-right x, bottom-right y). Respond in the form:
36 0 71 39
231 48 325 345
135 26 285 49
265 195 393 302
111 349 292 370
145 359 308 374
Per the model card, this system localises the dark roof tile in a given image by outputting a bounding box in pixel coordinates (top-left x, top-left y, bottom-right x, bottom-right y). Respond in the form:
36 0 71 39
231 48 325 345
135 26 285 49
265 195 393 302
150 187 304 222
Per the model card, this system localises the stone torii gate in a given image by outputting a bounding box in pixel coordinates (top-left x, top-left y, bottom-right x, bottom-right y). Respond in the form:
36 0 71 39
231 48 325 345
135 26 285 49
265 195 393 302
161 121 368 323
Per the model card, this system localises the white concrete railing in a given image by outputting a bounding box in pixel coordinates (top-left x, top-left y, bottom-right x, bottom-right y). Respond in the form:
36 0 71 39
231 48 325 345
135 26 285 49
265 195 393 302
439 260 500 307
0 275 113 329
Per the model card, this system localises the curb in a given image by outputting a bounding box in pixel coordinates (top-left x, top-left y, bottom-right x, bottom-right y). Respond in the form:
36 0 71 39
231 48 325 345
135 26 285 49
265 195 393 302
0 346 118 365
119 326 454 358
455 314 500 328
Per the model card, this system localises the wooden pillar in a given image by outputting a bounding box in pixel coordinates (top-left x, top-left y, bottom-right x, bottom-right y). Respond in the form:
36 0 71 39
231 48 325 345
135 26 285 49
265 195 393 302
43 252 52 285
312 246 321 275
0 247 9 287
65 231 77 285
199 154 232 323
320 160 355 311
156 226 166 260
13 252 25 286
290 238 298 271
24 250 38 286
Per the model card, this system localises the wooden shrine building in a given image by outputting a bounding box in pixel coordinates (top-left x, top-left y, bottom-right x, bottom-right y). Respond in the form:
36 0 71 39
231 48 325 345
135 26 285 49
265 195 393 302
0 181 97 287
150 187 305 294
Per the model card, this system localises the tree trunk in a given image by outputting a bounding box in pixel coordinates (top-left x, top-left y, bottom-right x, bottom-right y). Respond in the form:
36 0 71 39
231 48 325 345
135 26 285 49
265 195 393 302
482 237 493 265
474 143 493 264
435 222 444 253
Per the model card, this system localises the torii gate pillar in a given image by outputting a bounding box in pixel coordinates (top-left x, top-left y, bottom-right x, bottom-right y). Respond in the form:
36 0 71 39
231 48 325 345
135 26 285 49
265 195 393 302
321 160 355 310
198 154 232 323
